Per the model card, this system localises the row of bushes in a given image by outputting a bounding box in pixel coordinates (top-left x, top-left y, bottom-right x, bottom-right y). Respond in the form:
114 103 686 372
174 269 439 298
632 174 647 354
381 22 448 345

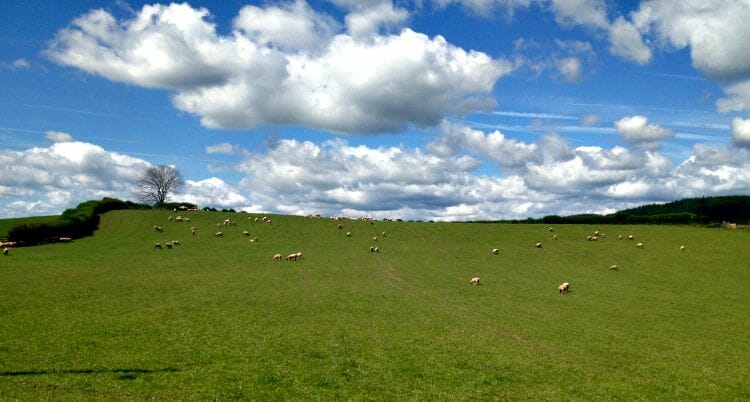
6 198 150 244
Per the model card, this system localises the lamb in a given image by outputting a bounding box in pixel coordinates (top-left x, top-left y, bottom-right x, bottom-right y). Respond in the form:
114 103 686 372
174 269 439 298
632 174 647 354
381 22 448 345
609 264 619 271
492 248 499 255
215 231 224 238
680 245 686 252
558 282 570 294
272 253 282 261
636 242 644 249
534 242 543 248
594 230 600 236
374 247 379 253
470 277 480 286
249 237 258 243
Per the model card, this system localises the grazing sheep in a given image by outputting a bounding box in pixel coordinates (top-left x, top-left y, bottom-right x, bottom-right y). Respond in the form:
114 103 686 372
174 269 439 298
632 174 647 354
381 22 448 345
470 277 480 286
192 229 197 235
370 246 376 252
3 248 8 256
286 253 298 261
59 237 72 242
166 242 173 249
184 218 190 223
549 227 554 232
534 242 542 248
374 247 379 253
680 245 686 252
373 236 378 242
168 216 173 221
154 242 162 250
249 237 258 243
215 231 224 238
172 240 180 246
601 233 607 238
382 231 387 237
217 223 222 228
295 252 303 259
337 224 343 229
559 282 570 294
628 235 634 240
588 235 598 241
618 235 623 240
636 242 644 249
346 232 352 237
243 230 250 236
154 226 164 232
594 230 600 236
553 234 558 240
609 264 619 271
492 248 499 255
272 253 282 261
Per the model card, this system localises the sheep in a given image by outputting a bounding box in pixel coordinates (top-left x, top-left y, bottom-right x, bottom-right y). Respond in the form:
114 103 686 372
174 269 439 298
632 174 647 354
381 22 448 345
286 253 298 261
470 277 480 286
184 218 191 223
154 242 162 250
594 230 600 236
249 237 258 243
168 216 173 221
373 236 378 242
215 231 224 238
191 229 197 236
374 247 379 253
337 224 343 229
559 282 570 294
549 227 554 232
3 248 8 256
172 240 180 246
618 235 623 240
272 253 282 261
154 226 164 232
601 233 607 238
370 246 381 253
59 237 72 242
553 234 558 240
628 235 635 240
295 252 303 259
166 242 173 249
588 235 598 241
382 231 387 237
243 230 250 237
346 232 352 237
636 242 644 249
534 242 542 248
609 264 619 271
492 248 499 255
680 245 686 252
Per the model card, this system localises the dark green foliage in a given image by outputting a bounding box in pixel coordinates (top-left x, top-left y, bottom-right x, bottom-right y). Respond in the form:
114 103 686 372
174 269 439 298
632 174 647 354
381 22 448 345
6 198 149 244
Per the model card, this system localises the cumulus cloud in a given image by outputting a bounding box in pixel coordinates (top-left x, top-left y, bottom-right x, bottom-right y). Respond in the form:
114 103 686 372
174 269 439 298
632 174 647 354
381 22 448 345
181 177 250 208
731 117 750 148
608 16 651 64
0 141 149 217
338 1 409 38
45 130 74 143
47 2 512 135
432 0 533 16
12 58 31 69
579 114 600 126
614 115 674 148
427 122 537 167
716 80 750 114
555 56 582 82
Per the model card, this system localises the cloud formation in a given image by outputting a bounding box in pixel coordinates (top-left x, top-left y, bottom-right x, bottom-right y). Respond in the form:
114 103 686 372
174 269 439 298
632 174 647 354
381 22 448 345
614 115 674 149
732 117 750 148
47 2 512 135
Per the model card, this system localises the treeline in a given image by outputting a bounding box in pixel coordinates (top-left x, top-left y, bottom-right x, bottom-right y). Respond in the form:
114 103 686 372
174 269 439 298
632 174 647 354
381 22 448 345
530 195 750 225
6 198 197 244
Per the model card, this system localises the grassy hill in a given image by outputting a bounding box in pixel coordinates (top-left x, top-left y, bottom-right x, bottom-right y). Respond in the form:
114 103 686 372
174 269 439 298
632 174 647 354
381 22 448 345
1 210 748 399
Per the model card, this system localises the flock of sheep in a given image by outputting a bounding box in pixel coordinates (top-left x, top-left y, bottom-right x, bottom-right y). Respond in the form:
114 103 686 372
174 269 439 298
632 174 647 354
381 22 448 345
474 227 687 294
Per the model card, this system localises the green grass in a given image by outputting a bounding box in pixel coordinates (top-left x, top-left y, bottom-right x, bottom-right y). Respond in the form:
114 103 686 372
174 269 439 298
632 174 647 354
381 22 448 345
1 210 748 400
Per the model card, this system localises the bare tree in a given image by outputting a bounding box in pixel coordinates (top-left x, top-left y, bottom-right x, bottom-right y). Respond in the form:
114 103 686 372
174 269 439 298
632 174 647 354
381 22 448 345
135 165 184 205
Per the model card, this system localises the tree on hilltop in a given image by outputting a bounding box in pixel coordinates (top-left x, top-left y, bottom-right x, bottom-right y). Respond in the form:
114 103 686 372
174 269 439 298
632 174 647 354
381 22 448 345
135 165 184 206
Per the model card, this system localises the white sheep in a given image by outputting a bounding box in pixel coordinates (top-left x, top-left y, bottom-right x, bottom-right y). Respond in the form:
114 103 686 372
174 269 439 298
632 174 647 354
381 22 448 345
337 224 343 229
534 242 542 248
588 235 598 241
553 234 558 240
680 245 686 252
215 231 224 238
618 235 623 240
272 253 282 261
346 232 352 237
154 242 162 250
470 277 480 286
559 282 570 294
549 227 554 232
374 247 379 253
154 226 164 232
628 235 635 240
3 247 8 256
609 264 619 271
191 229 197 235
492 248 499 255
295 252 303 259
286 253 298 261
172 240 180 246
243 230 250 237
636 242 644 249
382 231 387 237
166 242 173 249
594 230 600 236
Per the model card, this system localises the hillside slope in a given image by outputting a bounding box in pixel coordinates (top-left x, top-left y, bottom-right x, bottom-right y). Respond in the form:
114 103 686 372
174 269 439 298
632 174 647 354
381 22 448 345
1 210 748 400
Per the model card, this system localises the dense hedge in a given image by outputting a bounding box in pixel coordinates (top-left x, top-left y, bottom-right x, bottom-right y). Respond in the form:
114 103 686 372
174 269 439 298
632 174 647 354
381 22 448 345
7 198 149 244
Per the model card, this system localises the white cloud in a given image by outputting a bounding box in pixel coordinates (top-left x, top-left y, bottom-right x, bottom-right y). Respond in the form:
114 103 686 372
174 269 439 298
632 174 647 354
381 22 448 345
342 1 409 38
555 56 582 82
428 121 537 167
0 141 150 217
432 0 533 16
205 142 242 155
716 80 750 114
45 130 74 143
608 16 651 65
632 0 750 81
579 114 600 126
731 117 750 148
181 177 249 208
47 3 512 135
614 115 674 148
12 58 31 69
548 0 609 29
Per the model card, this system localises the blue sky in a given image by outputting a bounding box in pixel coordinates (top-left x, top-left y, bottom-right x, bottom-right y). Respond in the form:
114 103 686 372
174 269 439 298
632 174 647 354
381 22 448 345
1 0 749 220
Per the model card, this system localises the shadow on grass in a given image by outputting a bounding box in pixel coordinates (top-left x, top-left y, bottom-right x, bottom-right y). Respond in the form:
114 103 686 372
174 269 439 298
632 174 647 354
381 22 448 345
0 367 178 377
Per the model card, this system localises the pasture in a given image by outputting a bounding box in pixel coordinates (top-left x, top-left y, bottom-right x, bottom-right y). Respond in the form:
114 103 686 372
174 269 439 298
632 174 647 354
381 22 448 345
1 210 748 400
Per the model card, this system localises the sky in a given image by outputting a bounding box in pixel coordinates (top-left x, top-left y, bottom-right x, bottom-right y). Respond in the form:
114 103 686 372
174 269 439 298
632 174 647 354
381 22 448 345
1 0 749 221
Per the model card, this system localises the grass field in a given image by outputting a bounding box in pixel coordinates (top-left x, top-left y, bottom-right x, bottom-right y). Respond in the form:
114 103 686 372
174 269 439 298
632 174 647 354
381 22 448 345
1 210 748 400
